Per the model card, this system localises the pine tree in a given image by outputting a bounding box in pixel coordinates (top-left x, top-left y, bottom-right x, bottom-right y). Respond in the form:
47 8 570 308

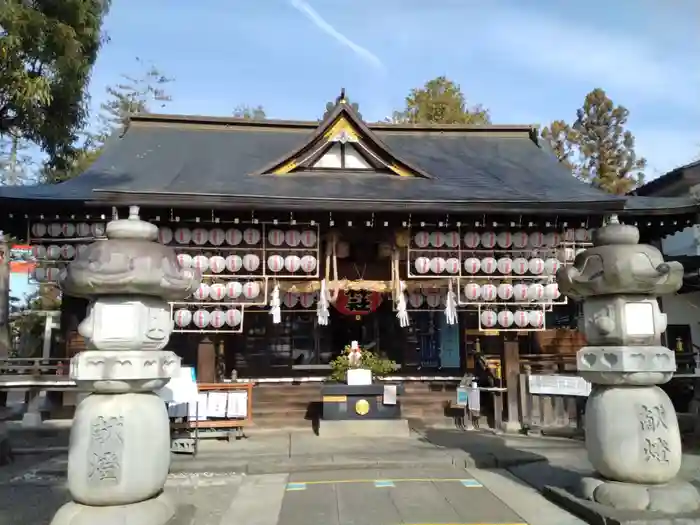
540 120 579 173
573 88 646 194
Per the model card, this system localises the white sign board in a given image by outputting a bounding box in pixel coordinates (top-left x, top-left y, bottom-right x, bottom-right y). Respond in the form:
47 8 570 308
528 374 591 397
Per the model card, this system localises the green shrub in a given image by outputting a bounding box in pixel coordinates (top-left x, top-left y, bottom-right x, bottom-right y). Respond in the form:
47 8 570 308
329 344 397 382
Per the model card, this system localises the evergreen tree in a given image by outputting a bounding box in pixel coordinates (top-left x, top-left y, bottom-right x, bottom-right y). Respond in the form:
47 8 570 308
233 105 266 119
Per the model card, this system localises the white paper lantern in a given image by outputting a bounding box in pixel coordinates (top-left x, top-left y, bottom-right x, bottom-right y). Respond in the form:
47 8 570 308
497 283 514 300
299 293 315 308
32 245 47 259
408 292 424 308
481 257 497 274
242 254 260 272
76 223 90 237
210 310 226 329
300 230 317 247
430 257 446 274
544 232 560 247
529 232 544 247
575 228 589 242
192 228 208 246
444 231 460 248
498 310 514 328
528 310 545 328
445 258 460 275
242 281 261 299
47 223 62 237
494 231 511 249
463 283 481 301
429 231 445 248
267 254 284 272
225 254 243 273
225 228 243 246
414 231 430 248
564 229 576 242
414 257 430 274
300 255 317 273
32 267 46 282
243 228 261 245
513 284 529 302
267 229 284 246
512 231 529 249
158 227 173 244
425 293 441 308
31 223 47 237
226 309 243 327
512 257 529 275
480 310 498 328
60 245 75 259
46 267 61 281
192 255 209 273
285 255 301 273
528 258 545 275
285 230 301 247
497 257 512 274
481 284 497 301
209 283 226 301
557 247 575 262
226 281 243 299
193 310 211 329
464 257 481 274
544 283 560 301
283 292 299 308
209 228 226 246
481 231 497 249
514 310 529 328
174 309 192 328
193 283 210 301
46 245 61 260
91 223 106 238
174 228 191 244
61 223 76 237
543 258 560 275
528 283 545 301
463 232 480 249
176 253 192 269
209 255 226 274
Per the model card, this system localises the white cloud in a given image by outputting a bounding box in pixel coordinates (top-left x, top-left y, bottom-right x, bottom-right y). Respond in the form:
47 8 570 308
474 6 700 112
289 0 385 71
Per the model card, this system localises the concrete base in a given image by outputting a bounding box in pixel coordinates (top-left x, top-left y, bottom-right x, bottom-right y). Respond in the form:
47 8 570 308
50 491 175 525
544 485 700 525
317 418 410 438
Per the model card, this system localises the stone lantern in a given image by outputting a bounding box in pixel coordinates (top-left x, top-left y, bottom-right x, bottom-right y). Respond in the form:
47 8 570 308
51 206 200 525
555 216 700 516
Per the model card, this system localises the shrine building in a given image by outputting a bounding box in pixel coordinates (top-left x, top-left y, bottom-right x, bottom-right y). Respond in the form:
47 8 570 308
1 92 697 426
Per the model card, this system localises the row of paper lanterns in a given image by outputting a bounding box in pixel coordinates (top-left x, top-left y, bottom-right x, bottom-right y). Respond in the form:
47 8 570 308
480 309 545 329
32 267 64 282
177 253 318 274
189 281 319 307
32 245 88 260
31 223 105 238
462 282 560 302
412 229 592 249
174 308 243 329
159 227 318 248
413 256 571 275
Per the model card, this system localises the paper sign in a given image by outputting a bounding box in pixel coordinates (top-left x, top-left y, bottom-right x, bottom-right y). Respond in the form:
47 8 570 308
383 384 397 405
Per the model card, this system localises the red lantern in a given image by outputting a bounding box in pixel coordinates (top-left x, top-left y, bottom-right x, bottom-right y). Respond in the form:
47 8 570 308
334 290 383 316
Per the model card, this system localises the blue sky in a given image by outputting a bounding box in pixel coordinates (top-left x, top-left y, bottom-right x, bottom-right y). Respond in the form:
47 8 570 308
86 0 699 178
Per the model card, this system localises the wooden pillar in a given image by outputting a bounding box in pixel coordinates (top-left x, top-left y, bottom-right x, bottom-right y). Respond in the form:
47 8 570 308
502 337 521 432
60 296 88 358
197 336 216 383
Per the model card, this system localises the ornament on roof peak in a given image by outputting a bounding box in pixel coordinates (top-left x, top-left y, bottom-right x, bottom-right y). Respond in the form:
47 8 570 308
337 88 347 104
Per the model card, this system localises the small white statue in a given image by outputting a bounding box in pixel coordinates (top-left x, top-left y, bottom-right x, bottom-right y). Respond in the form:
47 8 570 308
347 340 362 368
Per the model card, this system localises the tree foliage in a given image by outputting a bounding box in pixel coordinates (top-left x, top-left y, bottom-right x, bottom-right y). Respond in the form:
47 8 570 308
541 88 646 195
0 0 111 169
233 105 266 120
392 76 490 125
322 97 361 120
0 136 34 185
94 57 173 144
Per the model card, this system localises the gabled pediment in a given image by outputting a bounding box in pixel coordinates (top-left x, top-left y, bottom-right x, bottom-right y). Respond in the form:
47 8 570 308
253 90 432 178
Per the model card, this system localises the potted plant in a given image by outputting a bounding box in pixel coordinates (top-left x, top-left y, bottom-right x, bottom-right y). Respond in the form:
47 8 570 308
329 341 397 384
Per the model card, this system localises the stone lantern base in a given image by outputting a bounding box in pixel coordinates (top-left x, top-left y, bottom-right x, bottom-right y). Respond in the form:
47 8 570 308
51 492 175 525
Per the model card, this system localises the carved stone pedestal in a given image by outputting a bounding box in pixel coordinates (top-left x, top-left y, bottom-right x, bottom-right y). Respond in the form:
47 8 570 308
49 207 199 525
552 218 700 523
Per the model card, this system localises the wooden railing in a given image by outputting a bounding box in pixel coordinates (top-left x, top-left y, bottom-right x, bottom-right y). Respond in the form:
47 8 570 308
0 358 69 376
